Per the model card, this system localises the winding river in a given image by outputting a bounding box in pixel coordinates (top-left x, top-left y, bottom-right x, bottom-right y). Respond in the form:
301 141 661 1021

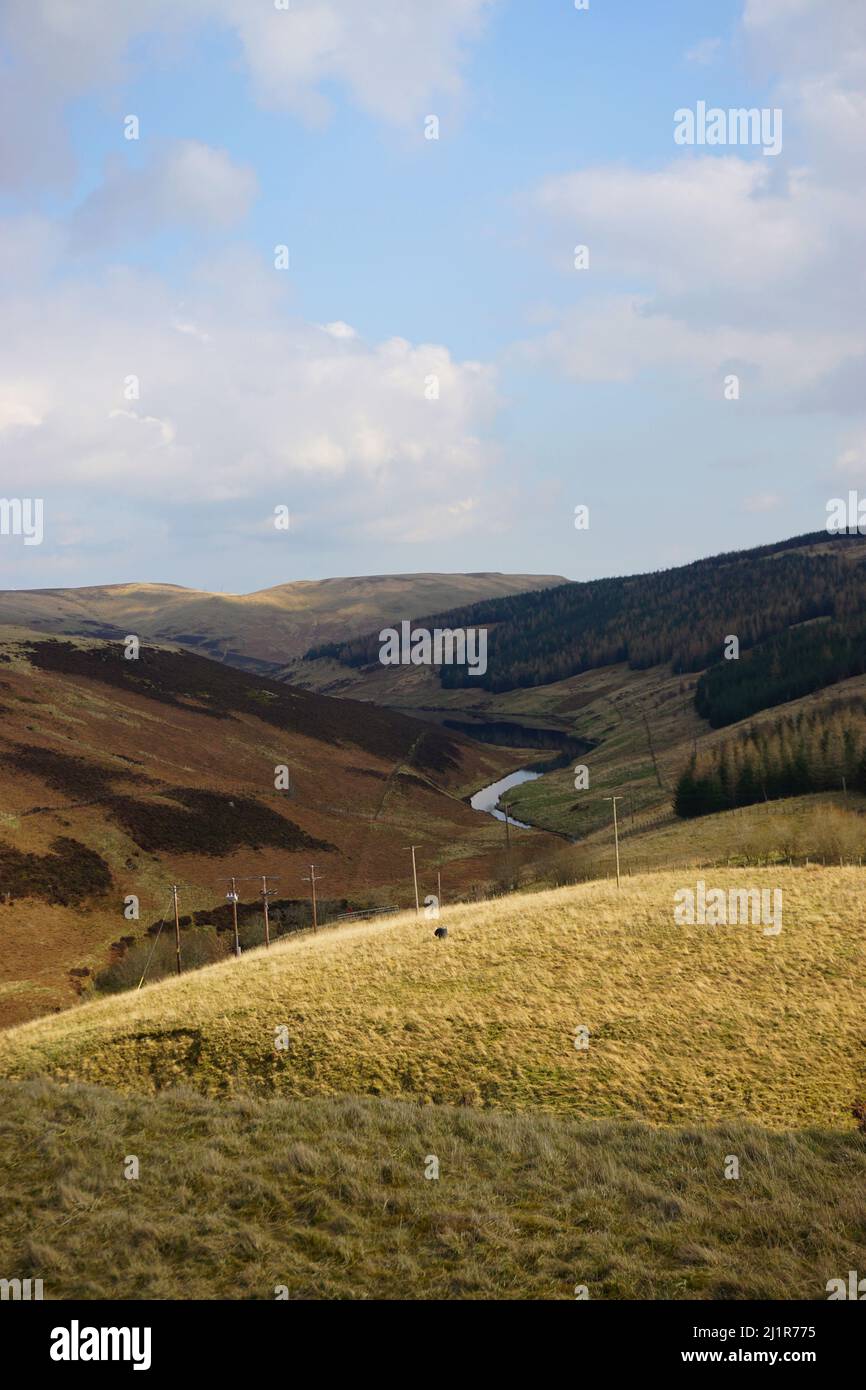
469 768 542 828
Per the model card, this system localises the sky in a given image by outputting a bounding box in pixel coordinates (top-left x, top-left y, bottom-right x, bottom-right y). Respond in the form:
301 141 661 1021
0 0 864 593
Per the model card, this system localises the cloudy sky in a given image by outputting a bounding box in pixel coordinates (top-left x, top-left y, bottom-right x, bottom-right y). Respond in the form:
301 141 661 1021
0 0 864 591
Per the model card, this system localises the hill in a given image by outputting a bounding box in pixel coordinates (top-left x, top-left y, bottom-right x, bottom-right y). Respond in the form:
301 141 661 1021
2 867 863 1132
0 629 559 1027
284 533 866 849
1 866 863 1300
1 1076 862 1300
0 572 565 671
298 531 866 703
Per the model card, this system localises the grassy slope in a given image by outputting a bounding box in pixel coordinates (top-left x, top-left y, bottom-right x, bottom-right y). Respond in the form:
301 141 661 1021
506 669 866 839
1 1077 863 1300
2 868 863 1132
0 629 553 1027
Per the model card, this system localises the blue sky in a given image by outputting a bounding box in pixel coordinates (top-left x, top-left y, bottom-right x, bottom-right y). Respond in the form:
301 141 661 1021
0 0 863 592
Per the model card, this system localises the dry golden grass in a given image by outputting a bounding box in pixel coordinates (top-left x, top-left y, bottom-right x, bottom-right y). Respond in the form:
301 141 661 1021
531 794 866 883
2 867 863 1131
1 1077 863 1300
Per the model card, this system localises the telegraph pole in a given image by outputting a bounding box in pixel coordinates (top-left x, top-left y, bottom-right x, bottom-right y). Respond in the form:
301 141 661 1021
402 845 421 915
437 868 442 910
603 795 623 888
302 865 322 931
172 883 182 976
226 876 240 957
502 801 514 889
260 873 277 948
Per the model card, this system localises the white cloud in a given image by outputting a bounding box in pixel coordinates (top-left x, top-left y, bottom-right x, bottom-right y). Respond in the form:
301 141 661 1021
833 432 866 481
0 245 500 541
0 0 497 193
743 492 782 513
685 37 723 66
518 295 862 394
742 0 866 175
321 321 358 340
69 142 258 248
524 0 866 411
533 158 821 297
215 0 497 128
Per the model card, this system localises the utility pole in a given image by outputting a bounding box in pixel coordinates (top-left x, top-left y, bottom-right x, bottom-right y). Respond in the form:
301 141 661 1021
302 865 322 930
172 883 182 976
603 795 623 888
403 845 421 916
502 801 514 889
260 873 277 948
226 876 240 957
437 868 442 910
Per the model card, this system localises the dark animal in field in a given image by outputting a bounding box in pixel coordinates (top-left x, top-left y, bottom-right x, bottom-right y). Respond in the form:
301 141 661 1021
434 927 448 940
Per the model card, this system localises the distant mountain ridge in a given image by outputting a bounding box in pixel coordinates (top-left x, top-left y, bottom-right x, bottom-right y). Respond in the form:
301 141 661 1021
0 572 565 671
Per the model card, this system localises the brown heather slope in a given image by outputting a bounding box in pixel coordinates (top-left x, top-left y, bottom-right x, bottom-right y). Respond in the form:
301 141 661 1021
0 629 559 1028
0 571 565 670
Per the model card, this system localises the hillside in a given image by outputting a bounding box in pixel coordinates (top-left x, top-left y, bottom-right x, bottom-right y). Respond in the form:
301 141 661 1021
284 533 866 848
1 866 863 1301
2 867 863 1132
1 1077 862 1300
293 532 866 706
301 532 866 700
0 572 565 671
0 629 559 1027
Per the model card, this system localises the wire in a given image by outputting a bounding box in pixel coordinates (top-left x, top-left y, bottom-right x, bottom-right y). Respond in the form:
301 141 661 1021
136 890 174 990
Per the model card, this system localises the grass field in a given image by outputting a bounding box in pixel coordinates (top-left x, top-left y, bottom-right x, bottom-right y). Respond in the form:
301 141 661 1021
2 867 863 1131
529 794 866 887
1 866 864 1300
1 1077 863 1300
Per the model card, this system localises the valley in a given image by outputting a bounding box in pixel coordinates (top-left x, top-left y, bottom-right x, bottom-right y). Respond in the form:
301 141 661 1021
2 531 866 1305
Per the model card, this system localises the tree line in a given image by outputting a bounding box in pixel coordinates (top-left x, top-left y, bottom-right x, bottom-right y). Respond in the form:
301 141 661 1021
305 532 866 699
673 699 866 818
694 614 866 727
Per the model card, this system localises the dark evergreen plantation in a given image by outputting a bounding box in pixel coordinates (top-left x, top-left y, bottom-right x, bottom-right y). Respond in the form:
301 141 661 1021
694 615 866 727
306 532 866 707
673 699 866 818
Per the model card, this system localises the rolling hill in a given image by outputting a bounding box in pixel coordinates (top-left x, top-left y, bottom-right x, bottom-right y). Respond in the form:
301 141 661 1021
0 571 565 671
0 867 863 1299
2 866 863 1128
0 628 562 1027
280 532 866 846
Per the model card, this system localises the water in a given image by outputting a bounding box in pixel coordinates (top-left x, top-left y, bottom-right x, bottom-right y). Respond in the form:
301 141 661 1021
470 768 542 828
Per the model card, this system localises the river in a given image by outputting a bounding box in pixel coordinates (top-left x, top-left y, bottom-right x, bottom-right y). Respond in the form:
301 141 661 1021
469 768 542 828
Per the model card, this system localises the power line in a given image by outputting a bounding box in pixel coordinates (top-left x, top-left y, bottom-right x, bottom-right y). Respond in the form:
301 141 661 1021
225 876 241 957
602 795 624 889
136 890 174 990
172 883 182 975
402 845 421 916
301 864 323 931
